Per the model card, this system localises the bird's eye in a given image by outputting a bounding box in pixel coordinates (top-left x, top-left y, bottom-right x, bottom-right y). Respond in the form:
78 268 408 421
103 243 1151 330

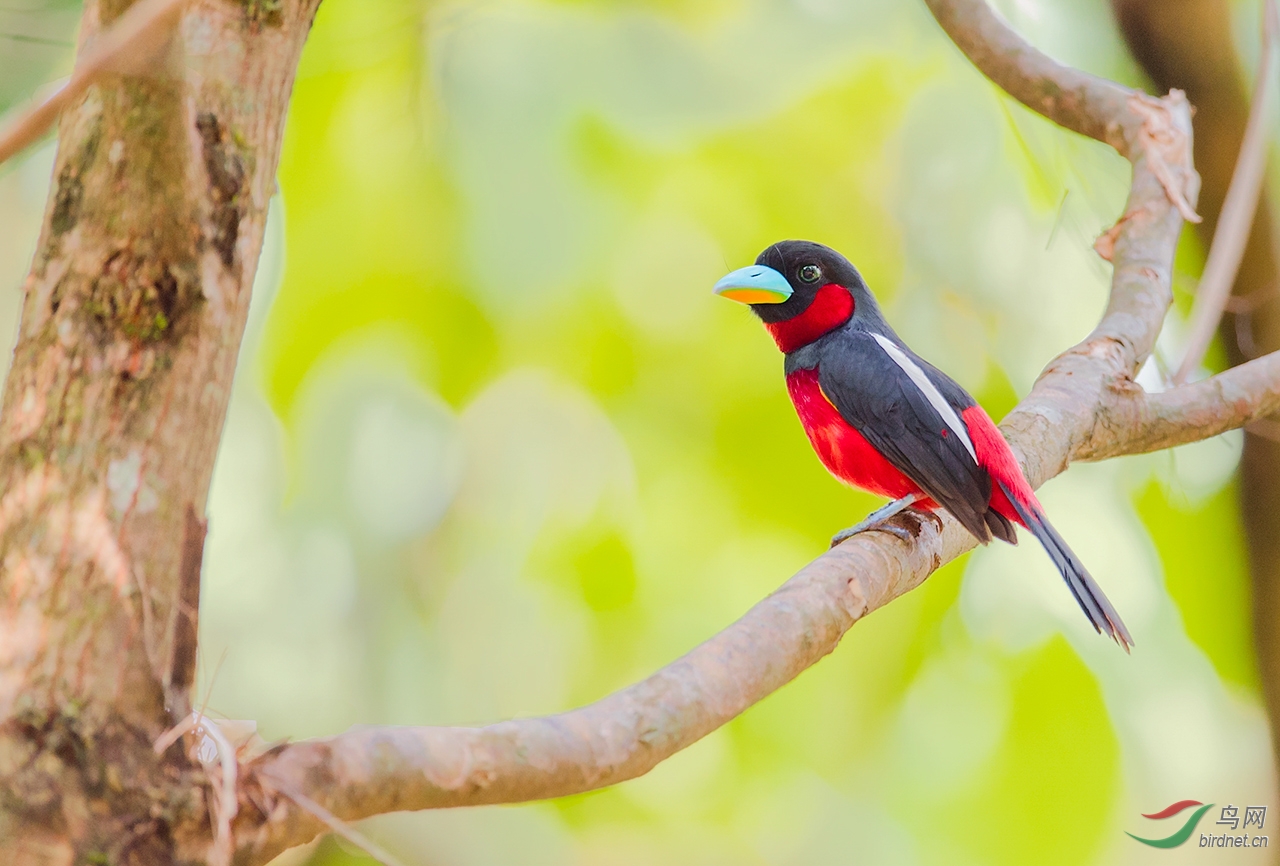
798 264 821 283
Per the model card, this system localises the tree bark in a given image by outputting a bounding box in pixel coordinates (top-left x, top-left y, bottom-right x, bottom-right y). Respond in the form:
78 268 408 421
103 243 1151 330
1111 0 1280 775
0 1 318 862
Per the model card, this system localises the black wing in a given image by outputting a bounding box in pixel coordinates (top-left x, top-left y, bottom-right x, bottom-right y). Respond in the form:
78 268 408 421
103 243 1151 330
816 330 995 542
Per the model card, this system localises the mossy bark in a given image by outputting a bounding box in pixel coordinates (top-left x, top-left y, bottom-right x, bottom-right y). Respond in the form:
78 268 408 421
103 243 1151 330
0 1 319 862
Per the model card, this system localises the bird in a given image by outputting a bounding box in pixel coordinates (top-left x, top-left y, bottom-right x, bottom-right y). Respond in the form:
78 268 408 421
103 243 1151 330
714 240 1132 650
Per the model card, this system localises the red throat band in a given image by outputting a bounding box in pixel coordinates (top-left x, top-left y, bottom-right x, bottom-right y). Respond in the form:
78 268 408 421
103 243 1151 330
764 284 854 353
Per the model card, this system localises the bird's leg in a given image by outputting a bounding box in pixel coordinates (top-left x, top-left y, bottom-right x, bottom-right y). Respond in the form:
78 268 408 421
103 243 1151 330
831 494 922 547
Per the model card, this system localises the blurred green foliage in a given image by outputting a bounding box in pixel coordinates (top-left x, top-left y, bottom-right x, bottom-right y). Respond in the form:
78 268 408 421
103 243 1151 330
0 0 1274 864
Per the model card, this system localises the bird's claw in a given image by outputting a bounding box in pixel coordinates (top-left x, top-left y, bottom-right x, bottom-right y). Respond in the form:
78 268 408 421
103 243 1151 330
830 517 917 548
830 495 922 548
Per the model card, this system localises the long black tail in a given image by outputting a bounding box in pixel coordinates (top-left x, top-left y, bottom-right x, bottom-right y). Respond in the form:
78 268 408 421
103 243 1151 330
999 481 1134 651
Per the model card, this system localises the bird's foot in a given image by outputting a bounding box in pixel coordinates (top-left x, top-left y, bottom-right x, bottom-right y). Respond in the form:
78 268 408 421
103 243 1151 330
830 495 921 548
831 519 915 547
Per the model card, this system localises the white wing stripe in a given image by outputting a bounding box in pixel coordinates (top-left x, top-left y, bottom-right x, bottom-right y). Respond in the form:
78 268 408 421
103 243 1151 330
870 333 977 463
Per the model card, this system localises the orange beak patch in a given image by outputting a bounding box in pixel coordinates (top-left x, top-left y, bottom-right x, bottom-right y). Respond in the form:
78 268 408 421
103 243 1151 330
717 287 791 305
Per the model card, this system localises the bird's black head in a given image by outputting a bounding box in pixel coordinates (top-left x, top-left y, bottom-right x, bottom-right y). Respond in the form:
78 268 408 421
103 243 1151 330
714 240 882 350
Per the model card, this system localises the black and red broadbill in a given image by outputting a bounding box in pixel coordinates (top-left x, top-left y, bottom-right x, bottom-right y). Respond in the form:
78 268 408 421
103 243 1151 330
715 240 1133 650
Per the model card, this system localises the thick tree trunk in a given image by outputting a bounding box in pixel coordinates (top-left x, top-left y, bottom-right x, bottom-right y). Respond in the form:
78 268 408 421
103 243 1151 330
1111 0 1280 778
0 1 318 862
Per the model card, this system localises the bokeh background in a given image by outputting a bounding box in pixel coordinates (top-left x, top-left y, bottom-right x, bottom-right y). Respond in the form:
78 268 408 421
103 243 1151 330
2 0 1277 863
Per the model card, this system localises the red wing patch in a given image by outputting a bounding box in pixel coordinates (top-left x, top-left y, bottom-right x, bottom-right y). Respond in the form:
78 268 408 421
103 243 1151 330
960 405 1039 524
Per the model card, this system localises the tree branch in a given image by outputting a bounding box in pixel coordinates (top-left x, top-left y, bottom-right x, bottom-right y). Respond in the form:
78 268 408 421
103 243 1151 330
243 514 975 857
232 0 1232 860
1084 353 1280 460
922 0 1137 150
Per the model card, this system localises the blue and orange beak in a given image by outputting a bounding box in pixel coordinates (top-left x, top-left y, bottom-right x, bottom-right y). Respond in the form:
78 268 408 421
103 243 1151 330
713 265 792 305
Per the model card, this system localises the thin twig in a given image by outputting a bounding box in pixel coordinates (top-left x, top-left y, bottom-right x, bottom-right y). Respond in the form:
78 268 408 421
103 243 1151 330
1173 0 1280 384
0 32 73 48
201 716 239 866
152 712 240 866
197 646 230 723
1224 284 1277 314
259 772 411 866
152 711 197 755
0 0 186 166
